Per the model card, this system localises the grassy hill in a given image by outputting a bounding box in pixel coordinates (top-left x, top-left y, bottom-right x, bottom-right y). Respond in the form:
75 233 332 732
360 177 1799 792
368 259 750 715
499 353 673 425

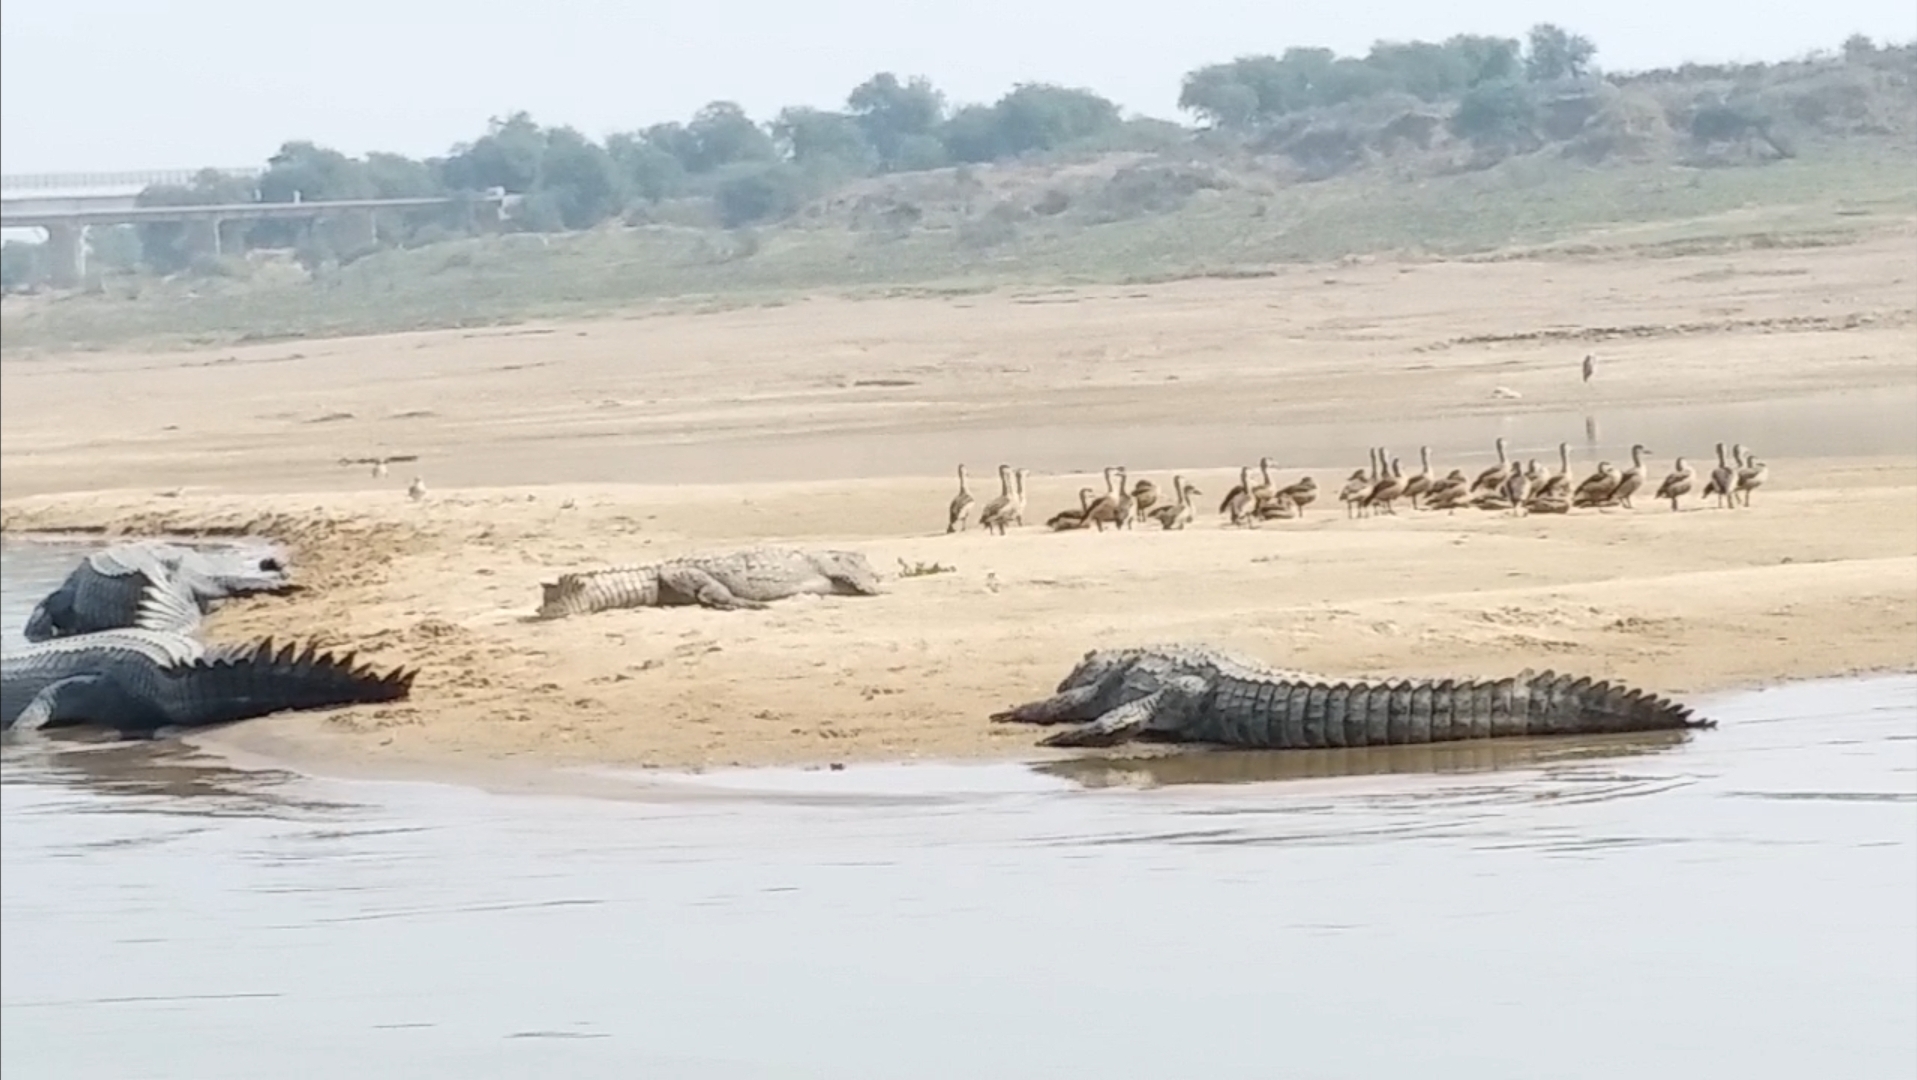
3 41 1912 354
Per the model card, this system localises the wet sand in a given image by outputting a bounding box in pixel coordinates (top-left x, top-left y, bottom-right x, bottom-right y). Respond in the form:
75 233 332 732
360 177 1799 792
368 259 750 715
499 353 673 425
2 232 1914 772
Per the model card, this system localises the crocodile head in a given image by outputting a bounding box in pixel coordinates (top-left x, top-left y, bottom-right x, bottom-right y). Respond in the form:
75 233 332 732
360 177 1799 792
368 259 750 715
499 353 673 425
813 550 885 595
174 541 297 597
1054 648 1140 694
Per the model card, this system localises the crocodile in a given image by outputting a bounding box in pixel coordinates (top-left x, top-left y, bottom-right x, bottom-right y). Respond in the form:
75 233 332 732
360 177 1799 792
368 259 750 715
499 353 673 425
2 629 415 737
990 644 1713 749
24 540 297 642
535 547 885 618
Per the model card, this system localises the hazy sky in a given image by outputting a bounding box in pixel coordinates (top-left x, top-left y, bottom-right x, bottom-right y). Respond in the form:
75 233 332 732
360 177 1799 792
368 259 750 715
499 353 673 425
3 0 1911 174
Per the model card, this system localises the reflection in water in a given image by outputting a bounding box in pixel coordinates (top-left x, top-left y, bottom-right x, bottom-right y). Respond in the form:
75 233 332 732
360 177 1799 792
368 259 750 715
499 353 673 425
1585 414 1599 445
1031 729 1696 789
0 738 349 821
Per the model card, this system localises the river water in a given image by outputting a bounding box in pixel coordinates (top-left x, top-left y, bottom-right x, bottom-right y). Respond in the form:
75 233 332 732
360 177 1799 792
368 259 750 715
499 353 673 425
2 541 1914 1079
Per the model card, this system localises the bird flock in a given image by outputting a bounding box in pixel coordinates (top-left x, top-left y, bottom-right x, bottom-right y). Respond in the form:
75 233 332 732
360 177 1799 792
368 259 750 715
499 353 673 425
942 438 1769 534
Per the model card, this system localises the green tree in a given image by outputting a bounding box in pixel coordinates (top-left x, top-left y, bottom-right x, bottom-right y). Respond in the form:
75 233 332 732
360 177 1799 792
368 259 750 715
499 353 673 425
535 126 627 229
1450 79 1541 148
132 169 258 272
362 152 443 197
0 240 45 293
1525 24 1598 81
1448 34 1523 84
1177 63 1263 127
713 162 805 227
847 73 946 168
771 106 877 173
990 83 1123 156
258 141 373 203
940 104 1006 161
605 132 687 201
440 112 546 191
683 101 778 172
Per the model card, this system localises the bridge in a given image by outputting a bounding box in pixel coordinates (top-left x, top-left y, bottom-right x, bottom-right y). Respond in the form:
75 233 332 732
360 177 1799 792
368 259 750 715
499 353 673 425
0 168 261 194
1 170 517 287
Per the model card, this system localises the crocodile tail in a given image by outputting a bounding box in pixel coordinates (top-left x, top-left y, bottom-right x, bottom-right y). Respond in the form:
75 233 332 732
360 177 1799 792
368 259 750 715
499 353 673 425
536 568 657 619
1222 672 1710 748
1515 670 1712 736
153 638 416 732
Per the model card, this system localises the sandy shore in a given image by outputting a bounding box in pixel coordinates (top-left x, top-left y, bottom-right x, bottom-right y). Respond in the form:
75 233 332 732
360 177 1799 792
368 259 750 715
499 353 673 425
3 231 1914 771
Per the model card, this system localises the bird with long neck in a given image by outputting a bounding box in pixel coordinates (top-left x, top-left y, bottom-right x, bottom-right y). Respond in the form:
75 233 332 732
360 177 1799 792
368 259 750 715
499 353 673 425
1339 458 1374 519
1249 457 1277 508
1048 487 1098 530
1655 457 1695 511
1704 443 1735 509
1150 475 1199 530
976 464 1016 535
1223 466 1257 525
1734 451 1768 508
1368 454 1409 515
1572 461 1621 508
1533 442 1572 500
1012 468 1030 525
1610 444 1651 509
1114 467 1138 529
1084 467 1122 531
1278 475 1317 516
1503 463 1533 515
946 464 976 532
1400 446 1435 509
1472 437 1512 494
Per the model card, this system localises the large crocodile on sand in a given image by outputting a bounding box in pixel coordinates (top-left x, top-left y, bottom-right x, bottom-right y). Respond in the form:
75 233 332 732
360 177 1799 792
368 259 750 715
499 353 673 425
991 644 1713 749
2 629 415 737
536 547 884 618
24 539 297 642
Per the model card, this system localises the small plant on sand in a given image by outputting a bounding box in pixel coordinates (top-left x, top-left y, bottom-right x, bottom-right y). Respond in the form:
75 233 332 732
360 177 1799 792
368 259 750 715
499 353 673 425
896 558 956 578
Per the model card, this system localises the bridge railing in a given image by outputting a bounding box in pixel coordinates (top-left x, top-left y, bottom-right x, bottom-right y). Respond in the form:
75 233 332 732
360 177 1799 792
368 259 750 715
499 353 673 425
0 168 263 196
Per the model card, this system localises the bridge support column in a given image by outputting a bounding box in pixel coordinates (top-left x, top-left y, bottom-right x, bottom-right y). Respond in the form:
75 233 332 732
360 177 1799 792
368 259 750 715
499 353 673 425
43 223 87 287
346 209 378 251
186 217 223 260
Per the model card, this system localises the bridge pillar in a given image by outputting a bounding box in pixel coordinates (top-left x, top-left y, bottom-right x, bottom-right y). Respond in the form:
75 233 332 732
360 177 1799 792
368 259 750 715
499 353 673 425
43 223 87 287
346 209 379 250
186 217 223 260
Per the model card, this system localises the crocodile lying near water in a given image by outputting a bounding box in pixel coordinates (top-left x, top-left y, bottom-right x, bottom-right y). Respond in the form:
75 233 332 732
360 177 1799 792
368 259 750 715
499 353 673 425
2 629 415 736
536 547 885 618
24 540 296 642
991 644 1713 749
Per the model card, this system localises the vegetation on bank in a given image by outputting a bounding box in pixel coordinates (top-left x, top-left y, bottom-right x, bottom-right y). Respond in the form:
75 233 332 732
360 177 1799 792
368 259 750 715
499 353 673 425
1 27 1912 350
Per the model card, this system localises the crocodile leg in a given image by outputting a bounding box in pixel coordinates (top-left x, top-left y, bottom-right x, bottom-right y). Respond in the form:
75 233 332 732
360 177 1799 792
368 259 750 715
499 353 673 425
11 675 162 734
1038 690 1170 747
657 567 772 610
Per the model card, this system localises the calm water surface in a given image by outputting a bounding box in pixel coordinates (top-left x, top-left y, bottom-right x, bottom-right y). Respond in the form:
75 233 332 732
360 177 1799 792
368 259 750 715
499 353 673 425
2 543 1914 1079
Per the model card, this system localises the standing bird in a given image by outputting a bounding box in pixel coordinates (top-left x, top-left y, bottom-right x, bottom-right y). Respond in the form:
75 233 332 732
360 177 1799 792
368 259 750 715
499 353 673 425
1701 443 1736 509
1582 353 1597 383
372 457 390 478
1734 452 1769 508
1655 458 1695 511
407 476 427 502
976 464 1017 535
946 464 976 533
1610 444 1651 509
